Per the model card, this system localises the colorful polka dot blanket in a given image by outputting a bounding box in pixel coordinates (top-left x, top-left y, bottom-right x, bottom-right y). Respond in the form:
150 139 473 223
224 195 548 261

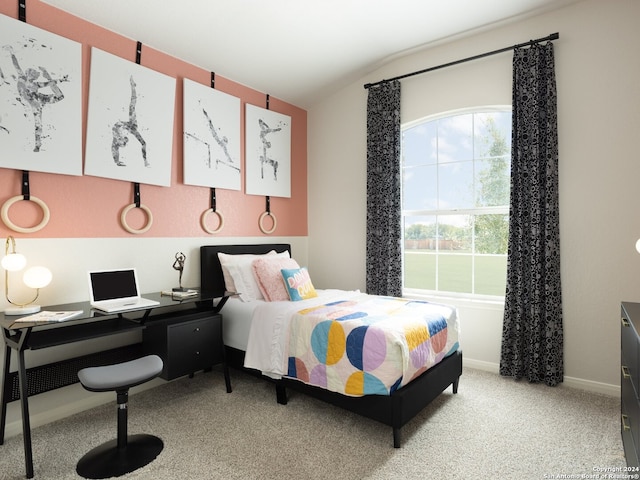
244 290 459 396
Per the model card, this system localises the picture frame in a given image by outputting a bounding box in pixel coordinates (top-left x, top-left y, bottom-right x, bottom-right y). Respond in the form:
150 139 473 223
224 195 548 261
183 78 241 190
84 47 176 187
0 14 82 176
244 103 291 198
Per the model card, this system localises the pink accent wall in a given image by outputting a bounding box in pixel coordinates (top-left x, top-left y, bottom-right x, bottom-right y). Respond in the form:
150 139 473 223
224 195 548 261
0 1 307 238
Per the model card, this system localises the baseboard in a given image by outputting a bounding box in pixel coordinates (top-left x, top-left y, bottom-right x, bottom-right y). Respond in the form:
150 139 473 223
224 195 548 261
4 394 109 440
463 358 500 374
3 379 163 440
4 359 619 440
463 358 620 397
563 375 620 397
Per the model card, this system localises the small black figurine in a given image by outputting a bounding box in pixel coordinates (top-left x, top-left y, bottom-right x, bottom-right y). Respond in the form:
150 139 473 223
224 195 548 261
172 252 187 292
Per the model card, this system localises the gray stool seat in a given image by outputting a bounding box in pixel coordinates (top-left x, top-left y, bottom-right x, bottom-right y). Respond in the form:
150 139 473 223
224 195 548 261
78 354 164 391
76 355 164 479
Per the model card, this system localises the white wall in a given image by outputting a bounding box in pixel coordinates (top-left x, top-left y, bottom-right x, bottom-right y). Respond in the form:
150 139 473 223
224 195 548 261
1 235 308 438
1 236 309 310
307 0 640 394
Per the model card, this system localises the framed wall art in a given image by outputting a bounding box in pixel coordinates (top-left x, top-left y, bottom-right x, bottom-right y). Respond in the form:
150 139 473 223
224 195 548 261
0 14 82 176
183 78 241 190
84 47 176 187
245 103 291 198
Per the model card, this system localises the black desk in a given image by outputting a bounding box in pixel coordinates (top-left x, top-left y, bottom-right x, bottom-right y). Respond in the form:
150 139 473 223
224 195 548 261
0 291 230 479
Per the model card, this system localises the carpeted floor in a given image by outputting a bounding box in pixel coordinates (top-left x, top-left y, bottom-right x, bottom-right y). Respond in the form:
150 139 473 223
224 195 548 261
0 367 626 479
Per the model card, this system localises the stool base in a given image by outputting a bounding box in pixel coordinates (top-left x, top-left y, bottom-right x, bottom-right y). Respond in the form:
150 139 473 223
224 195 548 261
76 434 163 479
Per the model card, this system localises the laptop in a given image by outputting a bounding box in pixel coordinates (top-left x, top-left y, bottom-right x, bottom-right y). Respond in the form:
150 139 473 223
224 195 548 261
88 268 159 313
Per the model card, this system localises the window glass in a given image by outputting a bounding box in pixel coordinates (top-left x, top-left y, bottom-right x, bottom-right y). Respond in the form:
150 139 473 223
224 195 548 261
438 113 473 163
402 108 511 299
438 161 474 209
402 122 437 167
403 165 437 211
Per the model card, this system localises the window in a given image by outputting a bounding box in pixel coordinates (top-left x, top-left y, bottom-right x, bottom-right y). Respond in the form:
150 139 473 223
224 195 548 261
402 107 511 299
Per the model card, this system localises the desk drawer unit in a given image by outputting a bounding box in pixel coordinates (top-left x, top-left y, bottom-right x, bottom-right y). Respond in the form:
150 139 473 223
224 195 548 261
621 302 640 468
144 311 223 381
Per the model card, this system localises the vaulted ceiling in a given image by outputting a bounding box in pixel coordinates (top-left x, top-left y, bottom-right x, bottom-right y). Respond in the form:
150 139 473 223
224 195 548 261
43 0 577 108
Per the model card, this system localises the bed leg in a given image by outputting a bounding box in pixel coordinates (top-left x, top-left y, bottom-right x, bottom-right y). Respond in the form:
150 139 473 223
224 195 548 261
393 428 401 448
452 377 460 394
276 383 288 405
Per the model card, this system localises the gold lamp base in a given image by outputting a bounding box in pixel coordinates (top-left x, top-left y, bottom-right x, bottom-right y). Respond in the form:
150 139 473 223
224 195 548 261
4 305 41 316
2 236 52 317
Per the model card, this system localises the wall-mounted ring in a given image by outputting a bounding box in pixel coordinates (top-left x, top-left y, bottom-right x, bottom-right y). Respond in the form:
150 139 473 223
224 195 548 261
201 208 224 234
1 195 50 233
120 203 153 234
258 210 277 234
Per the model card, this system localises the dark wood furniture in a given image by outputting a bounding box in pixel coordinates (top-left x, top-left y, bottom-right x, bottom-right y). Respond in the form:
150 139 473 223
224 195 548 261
0 291 229 479
622 302 640 468
200 243 463 448
143 309 231 391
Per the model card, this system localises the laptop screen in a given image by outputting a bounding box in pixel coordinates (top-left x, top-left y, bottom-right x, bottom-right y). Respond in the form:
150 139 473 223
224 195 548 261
90 269 138 302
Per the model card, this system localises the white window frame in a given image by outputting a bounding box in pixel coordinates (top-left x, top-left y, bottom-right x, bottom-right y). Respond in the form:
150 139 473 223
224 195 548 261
401 106 511 303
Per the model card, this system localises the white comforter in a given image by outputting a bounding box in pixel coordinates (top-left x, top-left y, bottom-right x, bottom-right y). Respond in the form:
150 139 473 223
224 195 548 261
244 289 358 378
244 289 459 393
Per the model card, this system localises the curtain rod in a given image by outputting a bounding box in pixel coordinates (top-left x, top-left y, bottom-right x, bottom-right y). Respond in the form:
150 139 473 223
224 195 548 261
363 32 559 89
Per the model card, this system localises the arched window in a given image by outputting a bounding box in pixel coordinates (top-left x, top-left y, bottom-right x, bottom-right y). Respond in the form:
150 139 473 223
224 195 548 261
402 107 511 299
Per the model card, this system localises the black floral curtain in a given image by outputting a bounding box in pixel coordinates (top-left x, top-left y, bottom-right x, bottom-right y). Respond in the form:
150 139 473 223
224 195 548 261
365 80 402 297
500 43 563 386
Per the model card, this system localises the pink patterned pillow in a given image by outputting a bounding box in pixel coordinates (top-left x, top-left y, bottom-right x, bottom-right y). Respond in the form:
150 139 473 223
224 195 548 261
252 257 300 301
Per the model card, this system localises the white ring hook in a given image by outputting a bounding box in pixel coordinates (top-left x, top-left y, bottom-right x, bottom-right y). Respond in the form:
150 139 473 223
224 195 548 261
201 208 224 234
1 195 50 233
259 210 277 235
120 203 153 234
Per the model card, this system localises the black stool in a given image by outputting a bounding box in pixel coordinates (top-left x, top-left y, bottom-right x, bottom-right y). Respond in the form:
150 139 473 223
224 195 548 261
76 355 164 479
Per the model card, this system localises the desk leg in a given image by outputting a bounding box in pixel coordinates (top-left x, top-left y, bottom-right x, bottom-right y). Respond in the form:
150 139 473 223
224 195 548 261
0 341 10 444
17 348 34 479
223 362 232 393
219 313 232 394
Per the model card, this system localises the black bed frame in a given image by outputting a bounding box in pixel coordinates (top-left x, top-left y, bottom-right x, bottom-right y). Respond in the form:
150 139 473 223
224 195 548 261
200 244 462 448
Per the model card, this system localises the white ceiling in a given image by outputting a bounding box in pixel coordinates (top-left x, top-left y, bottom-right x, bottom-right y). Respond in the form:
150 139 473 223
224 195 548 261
42 0 573 108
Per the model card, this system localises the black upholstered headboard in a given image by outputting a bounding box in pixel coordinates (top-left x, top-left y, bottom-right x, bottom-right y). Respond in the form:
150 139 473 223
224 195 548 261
200 244 291 297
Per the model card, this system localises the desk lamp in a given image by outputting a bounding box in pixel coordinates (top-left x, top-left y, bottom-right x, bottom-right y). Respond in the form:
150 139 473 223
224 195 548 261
2 236 52 315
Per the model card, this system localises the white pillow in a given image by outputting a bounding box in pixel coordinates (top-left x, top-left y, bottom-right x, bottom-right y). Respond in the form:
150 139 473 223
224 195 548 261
218 251 276 292
227 261 263 302
218 250 290 301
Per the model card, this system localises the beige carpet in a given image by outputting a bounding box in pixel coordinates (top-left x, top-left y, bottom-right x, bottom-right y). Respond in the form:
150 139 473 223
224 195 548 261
0 367 626 479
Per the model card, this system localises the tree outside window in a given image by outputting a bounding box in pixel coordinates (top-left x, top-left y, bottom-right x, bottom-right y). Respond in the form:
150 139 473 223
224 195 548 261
402 108 511 298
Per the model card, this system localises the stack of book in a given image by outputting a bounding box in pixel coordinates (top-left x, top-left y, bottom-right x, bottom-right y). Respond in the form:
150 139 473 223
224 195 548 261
14 310 83 323
161 289 199 299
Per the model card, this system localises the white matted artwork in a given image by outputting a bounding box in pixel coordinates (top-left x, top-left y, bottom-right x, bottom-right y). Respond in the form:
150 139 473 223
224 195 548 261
0 14 82 176
85 47 176 187
183 78 241 190
245 103 291 198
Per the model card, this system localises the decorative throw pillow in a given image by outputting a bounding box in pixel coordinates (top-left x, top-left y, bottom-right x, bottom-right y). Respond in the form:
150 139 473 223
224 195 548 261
281 267 318 301
217 250 288 295
252 257 300 302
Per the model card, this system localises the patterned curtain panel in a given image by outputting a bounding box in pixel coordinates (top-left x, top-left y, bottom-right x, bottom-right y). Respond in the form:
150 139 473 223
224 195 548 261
365 80 402 297
499 43 563 386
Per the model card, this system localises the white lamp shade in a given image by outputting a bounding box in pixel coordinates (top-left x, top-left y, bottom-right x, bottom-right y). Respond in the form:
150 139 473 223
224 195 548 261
636 238 640 254
23 266 52 289
1 252 27 271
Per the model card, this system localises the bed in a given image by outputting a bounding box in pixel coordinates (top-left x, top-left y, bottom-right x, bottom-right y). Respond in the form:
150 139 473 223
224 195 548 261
200 243 462 447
